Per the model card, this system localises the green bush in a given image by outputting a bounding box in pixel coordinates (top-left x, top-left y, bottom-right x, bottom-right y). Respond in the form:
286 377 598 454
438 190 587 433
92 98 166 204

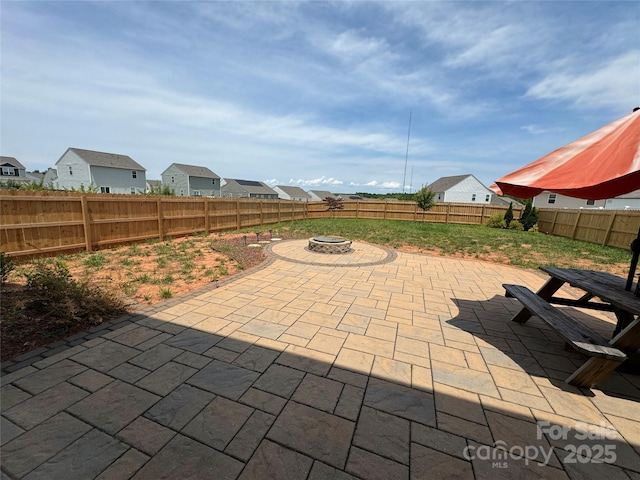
503 202 514 228
1 252 15 284
519 201 539 231
23 259 125 326
486 214 506 229
509 220 524 231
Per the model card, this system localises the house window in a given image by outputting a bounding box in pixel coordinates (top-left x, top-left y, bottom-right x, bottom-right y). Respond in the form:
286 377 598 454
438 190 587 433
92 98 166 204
69 166 73 176
485 195 490 202
1 167 15 176
131 187 137 194
100 186 111 193
171 176 175 183
212 179 216 185
180 189 184 196
193 190 201 196
548 193 557 204
586 199 595 206
471 194 476 202
132 171 137 179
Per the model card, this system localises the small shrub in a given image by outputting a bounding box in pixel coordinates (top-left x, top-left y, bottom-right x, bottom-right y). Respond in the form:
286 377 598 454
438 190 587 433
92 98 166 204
509 220 524 231
414 186 436 217
159 287 173 299
84 252 108 268
1 252 15 284
486 214 505 229
22 259 125 327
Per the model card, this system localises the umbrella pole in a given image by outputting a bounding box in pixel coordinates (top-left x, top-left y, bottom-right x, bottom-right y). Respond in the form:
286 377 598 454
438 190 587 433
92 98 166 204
625 227 640 291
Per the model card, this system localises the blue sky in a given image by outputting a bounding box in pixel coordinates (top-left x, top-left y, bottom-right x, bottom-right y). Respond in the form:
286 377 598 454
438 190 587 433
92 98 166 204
2 1 638 194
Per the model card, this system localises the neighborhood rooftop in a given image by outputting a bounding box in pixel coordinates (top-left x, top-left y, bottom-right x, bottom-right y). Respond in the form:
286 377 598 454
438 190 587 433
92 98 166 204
64 148 146 171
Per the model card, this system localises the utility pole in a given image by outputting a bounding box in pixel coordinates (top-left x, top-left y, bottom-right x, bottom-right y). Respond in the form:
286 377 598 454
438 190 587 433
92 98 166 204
402 110 412 193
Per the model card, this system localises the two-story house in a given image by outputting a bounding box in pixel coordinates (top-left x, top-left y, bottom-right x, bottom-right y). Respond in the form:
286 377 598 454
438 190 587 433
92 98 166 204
161 163 221 197
221 179 278 199
427 174 494 204
55 148 147 194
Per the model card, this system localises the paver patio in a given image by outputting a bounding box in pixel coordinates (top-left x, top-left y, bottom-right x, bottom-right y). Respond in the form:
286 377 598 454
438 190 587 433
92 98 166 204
1 239 639 479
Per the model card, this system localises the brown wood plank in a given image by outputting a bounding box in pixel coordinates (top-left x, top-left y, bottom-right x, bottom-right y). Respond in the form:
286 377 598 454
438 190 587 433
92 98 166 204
503 284 627 360
566 357 625 388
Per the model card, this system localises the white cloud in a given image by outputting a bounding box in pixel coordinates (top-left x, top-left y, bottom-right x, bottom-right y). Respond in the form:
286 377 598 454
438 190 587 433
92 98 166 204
289 177 344 187
526 51 640 110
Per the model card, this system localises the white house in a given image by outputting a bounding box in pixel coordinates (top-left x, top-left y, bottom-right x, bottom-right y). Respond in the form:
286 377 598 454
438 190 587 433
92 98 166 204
55 148 147 194
533 190 640 210
308 190 337 201
426 174 494 203
273 185 312 201
161 163 221 197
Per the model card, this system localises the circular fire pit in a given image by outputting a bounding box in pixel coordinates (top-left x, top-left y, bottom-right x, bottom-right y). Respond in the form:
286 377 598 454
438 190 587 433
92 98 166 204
308 236 352 254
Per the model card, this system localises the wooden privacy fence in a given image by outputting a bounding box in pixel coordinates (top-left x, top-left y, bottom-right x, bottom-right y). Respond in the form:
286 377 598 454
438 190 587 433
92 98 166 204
0 190 307 258
1 191 520 258
6 190 635 257
537 208 640 249
307 200 521 225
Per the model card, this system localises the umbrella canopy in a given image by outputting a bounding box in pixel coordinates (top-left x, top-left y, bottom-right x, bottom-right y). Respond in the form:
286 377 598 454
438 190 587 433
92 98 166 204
495 109 640 201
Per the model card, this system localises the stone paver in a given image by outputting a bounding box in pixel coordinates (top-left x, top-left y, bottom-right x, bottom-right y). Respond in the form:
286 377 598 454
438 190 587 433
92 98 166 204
2 239 639 480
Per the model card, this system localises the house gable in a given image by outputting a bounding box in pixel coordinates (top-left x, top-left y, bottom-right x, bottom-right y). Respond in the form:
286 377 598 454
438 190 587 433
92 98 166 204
0 156 27 180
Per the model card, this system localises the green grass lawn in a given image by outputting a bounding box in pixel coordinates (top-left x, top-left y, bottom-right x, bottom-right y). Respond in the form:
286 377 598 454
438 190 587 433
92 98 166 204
260 218 632 273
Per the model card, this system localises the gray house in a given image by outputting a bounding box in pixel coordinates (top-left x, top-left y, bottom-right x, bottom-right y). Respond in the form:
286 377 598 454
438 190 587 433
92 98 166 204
0 156 29 186
221 179 278 199
273 185 312 201
308 190 337 201
55 148 147 194
161 163 221 197
427 174 494 204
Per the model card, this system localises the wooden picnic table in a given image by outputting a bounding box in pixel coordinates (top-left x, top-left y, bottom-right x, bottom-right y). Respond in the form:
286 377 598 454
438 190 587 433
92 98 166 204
504 266 640 388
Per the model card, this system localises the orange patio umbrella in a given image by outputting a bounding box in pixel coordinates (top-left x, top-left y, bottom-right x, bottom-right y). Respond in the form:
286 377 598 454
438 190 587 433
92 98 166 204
494 107 640 290
495 108 640 201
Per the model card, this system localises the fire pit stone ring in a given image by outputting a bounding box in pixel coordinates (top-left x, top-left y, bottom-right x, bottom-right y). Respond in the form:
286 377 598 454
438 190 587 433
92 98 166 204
308 236 352 254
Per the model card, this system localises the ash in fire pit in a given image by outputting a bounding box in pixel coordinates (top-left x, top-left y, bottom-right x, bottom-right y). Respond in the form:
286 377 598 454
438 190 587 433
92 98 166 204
308 236 352 254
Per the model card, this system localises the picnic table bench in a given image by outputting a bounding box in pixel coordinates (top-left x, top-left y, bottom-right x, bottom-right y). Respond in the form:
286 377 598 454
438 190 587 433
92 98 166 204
503 267 640 388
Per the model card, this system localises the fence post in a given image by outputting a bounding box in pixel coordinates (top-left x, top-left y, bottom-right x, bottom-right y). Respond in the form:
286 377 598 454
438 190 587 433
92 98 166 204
356 200 359 219
480 205 486 225
80 195 92 252
278 201 281 223
383 200 388 220
602 211 617 246
157 198 164 241
259 201 264 226
571 210 582 239
236 199 241 230
549 209 559 235
204 198 210 233
445 204 451 224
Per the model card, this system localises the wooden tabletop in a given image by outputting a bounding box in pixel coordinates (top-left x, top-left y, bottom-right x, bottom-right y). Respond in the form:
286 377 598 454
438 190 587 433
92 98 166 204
540 266 640 317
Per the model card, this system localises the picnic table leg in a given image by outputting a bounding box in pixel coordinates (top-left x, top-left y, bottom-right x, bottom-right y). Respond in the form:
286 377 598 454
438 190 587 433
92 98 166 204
511 277 564 324
566 357 626 388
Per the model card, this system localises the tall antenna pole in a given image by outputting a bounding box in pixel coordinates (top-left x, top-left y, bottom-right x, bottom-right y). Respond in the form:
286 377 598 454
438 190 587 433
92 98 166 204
402 110 412 194
409 165 414 194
